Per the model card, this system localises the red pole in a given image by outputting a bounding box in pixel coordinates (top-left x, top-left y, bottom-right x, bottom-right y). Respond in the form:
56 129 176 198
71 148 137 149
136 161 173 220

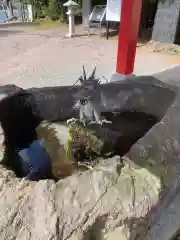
116 0 142 75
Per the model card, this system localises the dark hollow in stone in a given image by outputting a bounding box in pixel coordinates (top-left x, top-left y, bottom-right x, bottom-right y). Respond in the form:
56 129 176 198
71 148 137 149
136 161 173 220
0 90 53 180
102 111 158 156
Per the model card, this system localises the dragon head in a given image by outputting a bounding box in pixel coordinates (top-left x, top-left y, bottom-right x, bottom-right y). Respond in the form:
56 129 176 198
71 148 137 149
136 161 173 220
73 66 101 103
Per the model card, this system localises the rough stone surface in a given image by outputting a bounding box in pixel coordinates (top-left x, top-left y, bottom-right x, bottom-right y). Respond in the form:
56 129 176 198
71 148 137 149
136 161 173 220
0 120 161 240
0 68 179 239
1 25 180 240
0 156 161 240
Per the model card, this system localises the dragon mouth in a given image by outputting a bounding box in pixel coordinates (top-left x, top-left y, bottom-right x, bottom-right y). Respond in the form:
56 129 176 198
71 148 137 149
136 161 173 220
79 99 89 105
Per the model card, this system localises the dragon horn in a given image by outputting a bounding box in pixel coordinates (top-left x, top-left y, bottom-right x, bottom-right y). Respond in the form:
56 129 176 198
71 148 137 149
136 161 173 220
82 65 86 81
89 66 96 80
72 76 83 87
79 76 84 85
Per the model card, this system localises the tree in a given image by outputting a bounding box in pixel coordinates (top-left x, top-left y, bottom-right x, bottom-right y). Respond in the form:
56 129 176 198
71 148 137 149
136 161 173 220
47 0 60 21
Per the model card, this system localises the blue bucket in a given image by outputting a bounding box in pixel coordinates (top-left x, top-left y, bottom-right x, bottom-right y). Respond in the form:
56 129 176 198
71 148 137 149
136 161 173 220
18 140 52 181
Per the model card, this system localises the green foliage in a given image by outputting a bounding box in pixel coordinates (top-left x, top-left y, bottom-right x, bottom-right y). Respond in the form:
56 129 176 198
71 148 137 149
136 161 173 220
25 0 74 22
58 0 67 22
46 0 60 21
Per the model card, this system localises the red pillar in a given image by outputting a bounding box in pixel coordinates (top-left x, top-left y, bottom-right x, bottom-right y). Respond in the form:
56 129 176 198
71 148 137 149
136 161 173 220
116 0 142 75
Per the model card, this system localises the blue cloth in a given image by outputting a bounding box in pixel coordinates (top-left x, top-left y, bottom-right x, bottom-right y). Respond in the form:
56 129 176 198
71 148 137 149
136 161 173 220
18 140 52 181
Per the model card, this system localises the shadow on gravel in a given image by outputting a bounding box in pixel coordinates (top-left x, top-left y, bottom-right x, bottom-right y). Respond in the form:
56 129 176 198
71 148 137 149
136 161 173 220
0 29 24 36
0 22 37 29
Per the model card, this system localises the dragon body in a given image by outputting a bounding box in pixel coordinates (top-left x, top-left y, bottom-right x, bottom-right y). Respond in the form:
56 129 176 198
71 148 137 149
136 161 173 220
73 66 110 125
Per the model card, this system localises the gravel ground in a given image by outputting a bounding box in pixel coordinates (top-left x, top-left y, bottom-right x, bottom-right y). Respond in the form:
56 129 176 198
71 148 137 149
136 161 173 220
0 24 117 88
0 23 180 88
